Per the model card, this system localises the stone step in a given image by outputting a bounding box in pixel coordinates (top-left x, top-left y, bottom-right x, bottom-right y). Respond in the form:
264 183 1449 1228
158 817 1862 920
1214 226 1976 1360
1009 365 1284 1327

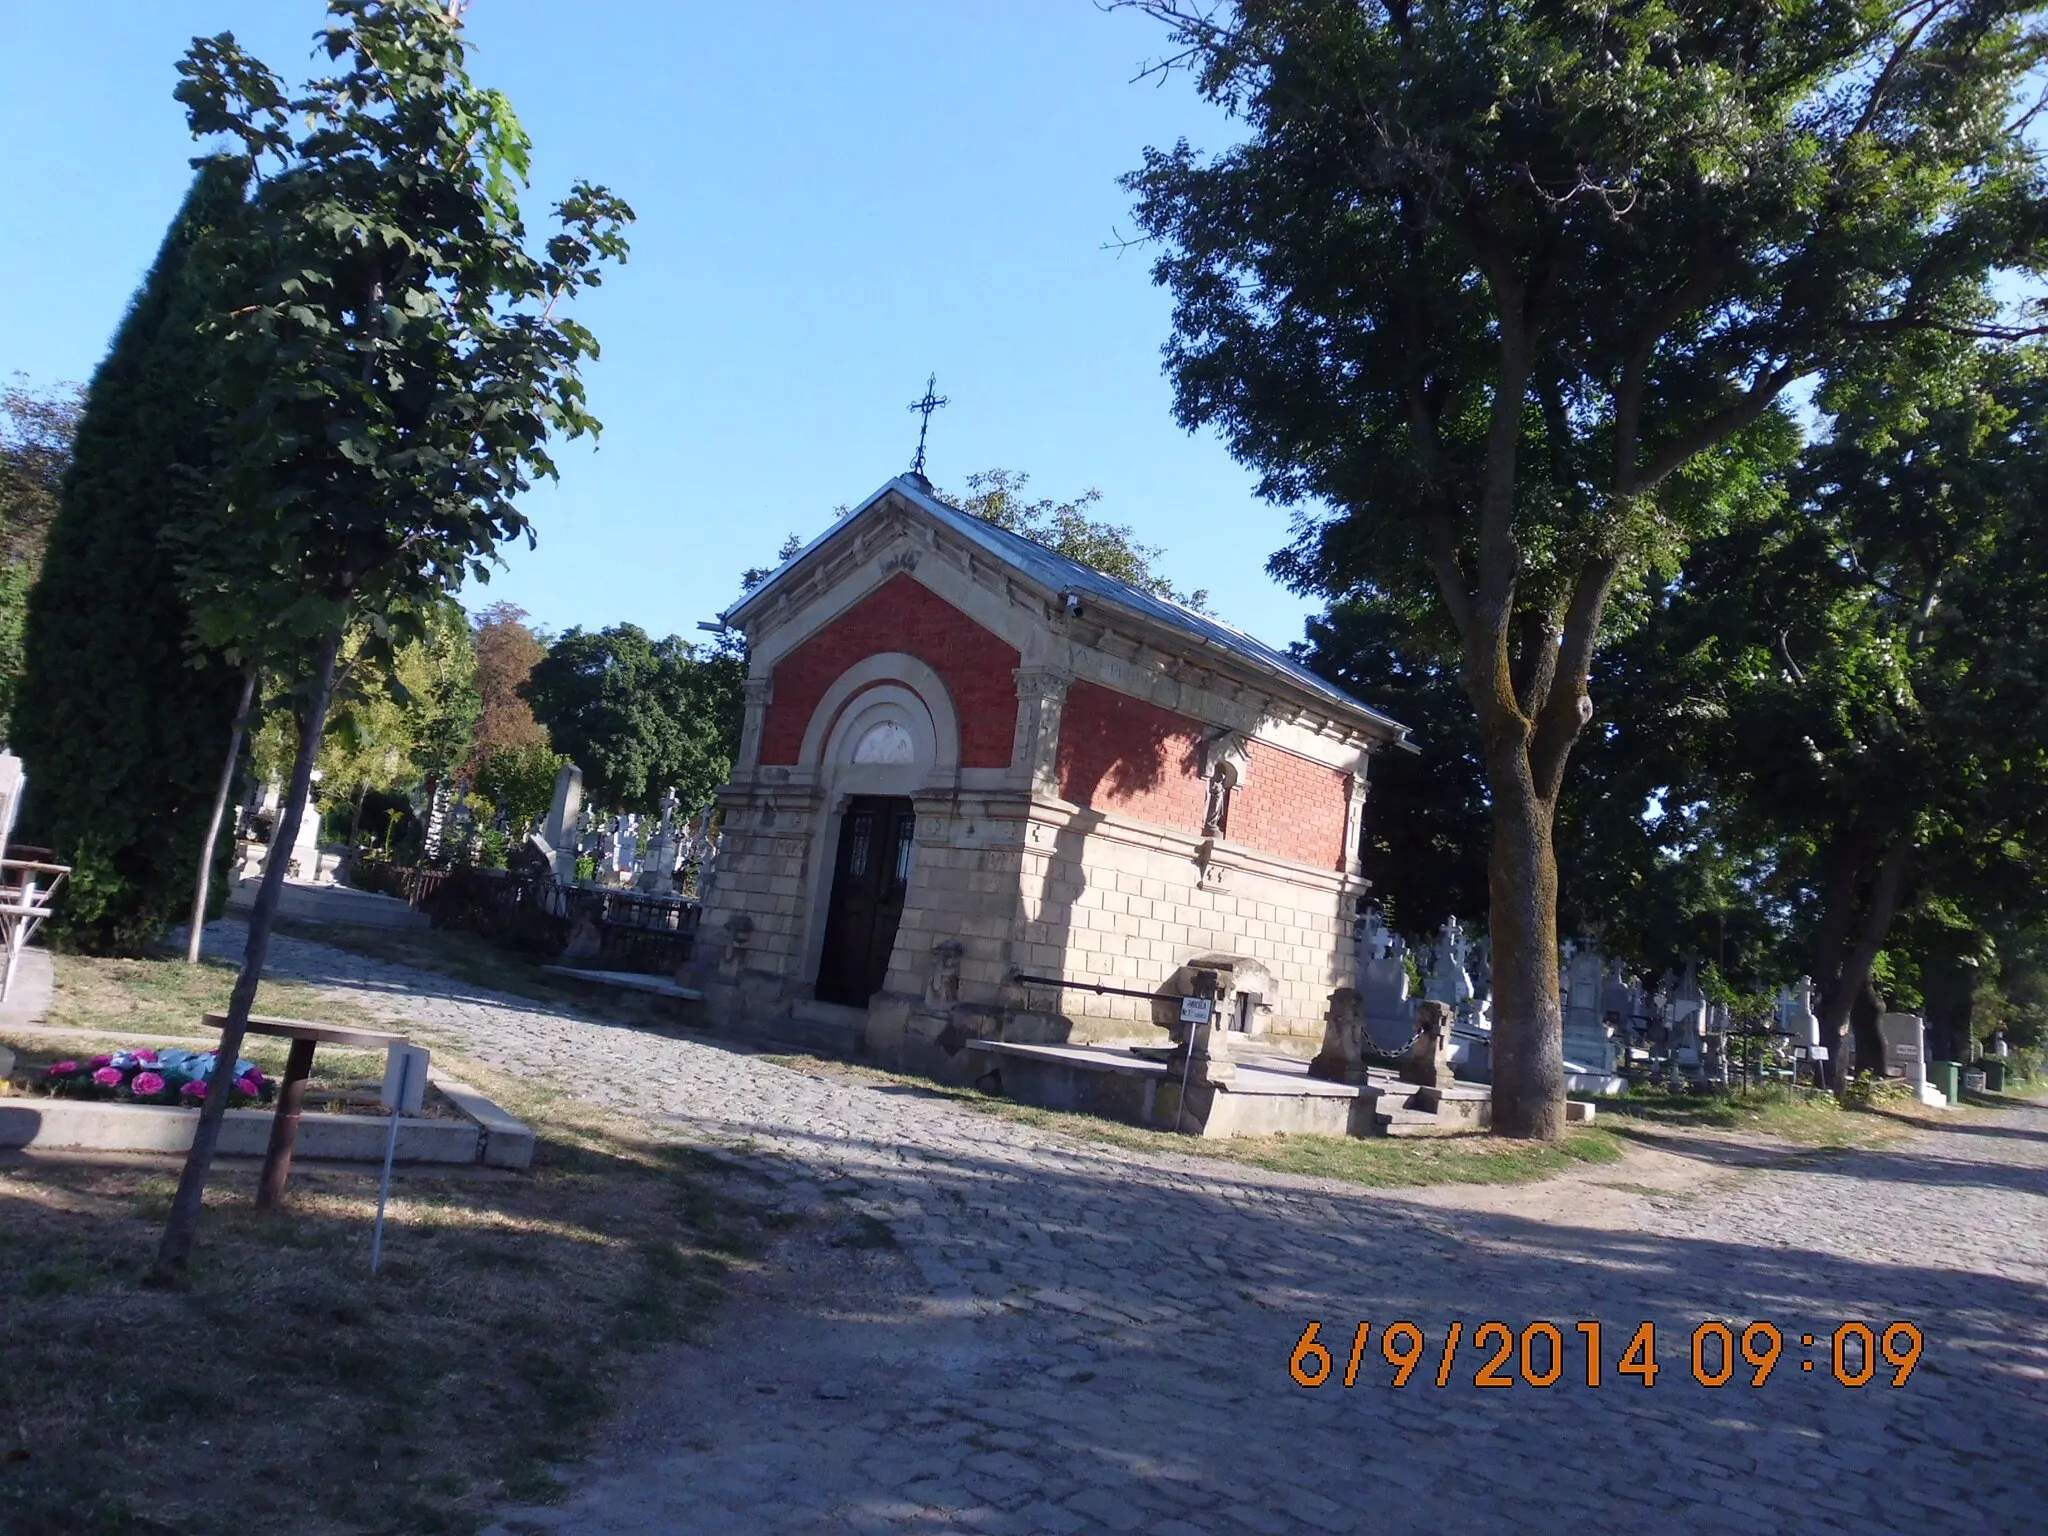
1376 1104 1464 1138
759 999 868 1055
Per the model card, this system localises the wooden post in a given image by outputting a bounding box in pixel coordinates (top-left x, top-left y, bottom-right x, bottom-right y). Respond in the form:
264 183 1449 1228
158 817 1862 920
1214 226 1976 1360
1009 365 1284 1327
256 1037 318 1209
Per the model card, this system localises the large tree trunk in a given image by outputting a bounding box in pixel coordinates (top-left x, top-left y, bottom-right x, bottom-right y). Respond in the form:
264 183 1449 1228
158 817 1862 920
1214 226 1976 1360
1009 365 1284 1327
153 628 343 1280
186 669 258 965
1813 838 1911 1097
1485 765 1567 1139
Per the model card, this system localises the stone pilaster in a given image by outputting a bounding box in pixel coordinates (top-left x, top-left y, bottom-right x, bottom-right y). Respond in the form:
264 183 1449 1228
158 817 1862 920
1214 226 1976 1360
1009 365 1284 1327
736 676 773 774
1011 667 1072 795
1342 766 1369 874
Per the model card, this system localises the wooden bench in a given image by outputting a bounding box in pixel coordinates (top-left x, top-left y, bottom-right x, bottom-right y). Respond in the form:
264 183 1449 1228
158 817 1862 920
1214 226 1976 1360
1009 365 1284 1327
203 1013 407 1206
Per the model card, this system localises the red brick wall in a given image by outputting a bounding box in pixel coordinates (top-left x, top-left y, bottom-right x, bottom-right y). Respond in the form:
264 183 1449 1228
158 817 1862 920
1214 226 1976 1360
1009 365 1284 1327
1056 681 1208 834
1230 740 1351 870
759 574 1021 767
1057 681 1352 869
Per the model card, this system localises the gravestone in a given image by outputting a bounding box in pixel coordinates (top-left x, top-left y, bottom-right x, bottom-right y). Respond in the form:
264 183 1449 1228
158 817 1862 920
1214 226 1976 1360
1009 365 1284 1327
1560 942 1615 1075
1356 911 1417 1053
1669 962 1708 1069
1878 1012 1927 1092
640 786 680 893
542 764 584 881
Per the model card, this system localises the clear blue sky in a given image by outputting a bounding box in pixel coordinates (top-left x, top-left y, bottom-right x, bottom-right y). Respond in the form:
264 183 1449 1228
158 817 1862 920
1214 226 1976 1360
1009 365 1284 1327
0 0 1324 650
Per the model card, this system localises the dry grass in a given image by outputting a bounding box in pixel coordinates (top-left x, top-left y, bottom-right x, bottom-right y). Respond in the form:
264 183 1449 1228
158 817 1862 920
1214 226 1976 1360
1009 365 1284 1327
0 1100 776 1536
40 950 384 1044
759 1054 1624 1187
1 952 782 1536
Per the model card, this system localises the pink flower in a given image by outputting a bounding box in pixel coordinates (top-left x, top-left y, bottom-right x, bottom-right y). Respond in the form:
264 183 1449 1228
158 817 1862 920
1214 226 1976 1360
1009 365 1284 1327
181 1080 207 1100
89 1055 112 1068
92 1067 124 1087
131 1072 167 1098
47 1061 80 1076
235 1075 261 1098
133 1050 160 1064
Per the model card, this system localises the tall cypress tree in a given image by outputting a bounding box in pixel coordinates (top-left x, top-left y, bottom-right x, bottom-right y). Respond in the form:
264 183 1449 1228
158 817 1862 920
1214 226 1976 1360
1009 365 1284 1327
12 163 250 953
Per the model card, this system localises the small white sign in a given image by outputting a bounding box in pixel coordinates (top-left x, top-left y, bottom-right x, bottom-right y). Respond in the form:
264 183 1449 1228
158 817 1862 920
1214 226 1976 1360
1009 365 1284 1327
380 1044 431 1113
1179 996 1214 1026
1801 1045 1829 1061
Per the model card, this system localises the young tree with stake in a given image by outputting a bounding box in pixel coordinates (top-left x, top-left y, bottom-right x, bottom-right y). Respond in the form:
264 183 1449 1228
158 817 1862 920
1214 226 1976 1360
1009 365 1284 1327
1120 0 2048 1137
153 0 631 1276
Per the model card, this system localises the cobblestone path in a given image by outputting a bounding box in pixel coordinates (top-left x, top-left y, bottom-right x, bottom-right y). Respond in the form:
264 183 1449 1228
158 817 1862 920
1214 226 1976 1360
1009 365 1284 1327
231 925 2048 1535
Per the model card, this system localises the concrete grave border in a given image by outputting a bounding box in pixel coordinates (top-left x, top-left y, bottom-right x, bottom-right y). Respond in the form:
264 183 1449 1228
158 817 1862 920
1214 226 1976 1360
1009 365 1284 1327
0 1073 534 1169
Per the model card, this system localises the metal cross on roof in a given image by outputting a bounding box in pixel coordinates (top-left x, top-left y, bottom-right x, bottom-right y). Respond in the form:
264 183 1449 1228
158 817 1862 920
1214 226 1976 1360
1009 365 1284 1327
906 372 948 478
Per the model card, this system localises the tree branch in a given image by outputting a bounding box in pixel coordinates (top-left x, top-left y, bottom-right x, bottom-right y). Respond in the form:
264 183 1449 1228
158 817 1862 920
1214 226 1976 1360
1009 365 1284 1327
1529 552 1622 803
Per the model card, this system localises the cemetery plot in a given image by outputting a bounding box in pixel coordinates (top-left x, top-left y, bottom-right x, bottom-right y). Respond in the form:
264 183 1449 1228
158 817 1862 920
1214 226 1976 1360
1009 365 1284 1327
0 1071 773 1536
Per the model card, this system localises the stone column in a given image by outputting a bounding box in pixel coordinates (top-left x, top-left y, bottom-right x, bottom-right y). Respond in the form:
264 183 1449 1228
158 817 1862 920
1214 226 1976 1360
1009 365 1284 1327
1011 668 1071 795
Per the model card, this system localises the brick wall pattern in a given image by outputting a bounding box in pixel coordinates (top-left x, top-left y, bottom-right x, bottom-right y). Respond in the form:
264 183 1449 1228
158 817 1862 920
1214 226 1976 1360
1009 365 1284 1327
1058 681 1351 873
1229 740 1352 872
1055 680 1209 835
759 574 1021 767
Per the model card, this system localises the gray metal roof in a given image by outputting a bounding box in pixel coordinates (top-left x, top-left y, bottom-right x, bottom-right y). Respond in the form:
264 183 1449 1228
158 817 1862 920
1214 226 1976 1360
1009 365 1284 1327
725 474 1408 741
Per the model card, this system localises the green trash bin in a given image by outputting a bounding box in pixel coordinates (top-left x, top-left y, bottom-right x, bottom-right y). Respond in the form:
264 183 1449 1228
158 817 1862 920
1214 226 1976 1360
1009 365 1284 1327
1983 1060 2007 1093
1931 1060 1960 1104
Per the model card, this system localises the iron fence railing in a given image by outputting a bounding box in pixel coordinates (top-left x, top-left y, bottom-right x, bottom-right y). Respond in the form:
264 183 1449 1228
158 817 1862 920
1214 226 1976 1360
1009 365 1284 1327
350 862 701 975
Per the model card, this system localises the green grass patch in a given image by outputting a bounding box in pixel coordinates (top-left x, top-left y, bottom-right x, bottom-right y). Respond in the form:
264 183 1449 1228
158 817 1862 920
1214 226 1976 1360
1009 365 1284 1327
1590 1082 1911 1148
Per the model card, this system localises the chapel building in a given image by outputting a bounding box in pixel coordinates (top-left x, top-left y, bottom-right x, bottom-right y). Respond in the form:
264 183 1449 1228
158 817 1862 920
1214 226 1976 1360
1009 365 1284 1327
687 474 1410 1076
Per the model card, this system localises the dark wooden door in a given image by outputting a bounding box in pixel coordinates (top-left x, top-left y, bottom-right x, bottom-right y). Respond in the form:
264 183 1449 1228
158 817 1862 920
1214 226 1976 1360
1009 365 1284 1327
814 796 916 1006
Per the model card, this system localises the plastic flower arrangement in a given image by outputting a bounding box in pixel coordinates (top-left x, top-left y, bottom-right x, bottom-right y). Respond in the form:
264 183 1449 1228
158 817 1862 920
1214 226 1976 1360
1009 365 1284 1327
41 1047 273 1108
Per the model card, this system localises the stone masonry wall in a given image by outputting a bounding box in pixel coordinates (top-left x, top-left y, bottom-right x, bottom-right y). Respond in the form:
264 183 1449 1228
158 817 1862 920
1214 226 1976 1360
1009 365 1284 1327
758 574 1020 767
1011 807 1359 1046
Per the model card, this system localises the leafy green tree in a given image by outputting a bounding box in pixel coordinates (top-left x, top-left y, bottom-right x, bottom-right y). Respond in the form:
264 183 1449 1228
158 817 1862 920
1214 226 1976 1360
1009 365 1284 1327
474 740 567 835
9 167 251 953
1119 0 2048 1136
248 599 481 838
1580 340 2048 1084
0 380 83 737
154 0 631 1274
946 469 1209 610
523 624 741 814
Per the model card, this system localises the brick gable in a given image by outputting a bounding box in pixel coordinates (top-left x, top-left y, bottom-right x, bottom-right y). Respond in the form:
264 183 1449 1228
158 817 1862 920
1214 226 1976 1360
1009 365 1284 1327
759 573 1021 767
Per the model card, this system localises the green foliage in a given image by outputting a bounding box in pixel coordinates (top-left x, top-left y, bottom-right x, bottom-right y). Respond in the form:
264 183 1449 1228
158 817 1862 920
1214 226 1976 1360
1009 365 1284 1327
474 740 567 835
166 0 633 671
523 625 741 814
1121 0 2048 1131
1296 599 1485 938
1582 341 2048 1036
944 469 1209 611
0 382 83 738
1840 1073 1916 1111
9 168 251 952
252 600 482 810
